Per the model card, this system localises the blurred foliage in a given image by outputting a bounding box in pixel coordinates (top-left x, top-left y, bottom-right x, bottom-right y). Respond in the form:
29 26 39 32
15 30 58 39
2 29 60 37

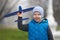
0 29 28 40
0 26 60 40
53 0 60 25
56 26 60 31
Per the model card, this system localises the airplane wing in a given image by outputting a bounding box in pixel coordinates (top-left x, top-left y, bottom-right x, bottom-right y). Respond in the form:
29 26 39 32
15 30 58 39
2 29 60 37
3 6 34 18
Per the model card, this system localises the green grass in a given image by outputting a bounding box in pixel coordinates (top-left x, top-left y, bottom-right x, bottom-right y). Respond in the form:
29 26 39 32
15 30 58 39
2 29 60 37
0 26 60 40
0 29 28 40
56 26 60 31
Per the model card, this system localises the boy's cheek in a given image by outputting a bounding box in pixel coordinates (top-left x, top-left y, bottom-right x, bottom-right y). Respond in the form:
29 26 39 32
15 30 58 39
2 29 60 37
39 16 42 18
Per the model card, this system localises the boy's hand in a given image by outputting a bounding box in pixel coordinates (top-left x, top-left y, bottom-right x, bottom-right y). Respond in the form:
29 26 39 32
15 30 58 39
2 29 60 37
17 12 22 17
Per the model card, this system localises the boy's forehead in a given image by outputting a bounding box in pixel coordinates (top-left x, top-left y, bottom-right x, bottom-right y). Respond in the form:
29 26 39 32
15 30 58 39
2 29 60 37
34 11 41 14
34 11 39 13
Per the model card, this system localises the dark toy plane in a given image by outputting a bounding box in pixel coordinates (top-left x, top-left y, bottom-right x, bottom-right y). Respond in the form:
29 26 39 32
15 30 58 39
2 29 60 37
3 6 34 22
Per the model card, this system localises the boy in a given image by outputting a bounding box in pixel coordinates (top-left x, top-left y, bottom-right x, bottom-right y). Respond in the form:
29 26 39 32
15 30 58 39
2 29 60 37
17 6 54 40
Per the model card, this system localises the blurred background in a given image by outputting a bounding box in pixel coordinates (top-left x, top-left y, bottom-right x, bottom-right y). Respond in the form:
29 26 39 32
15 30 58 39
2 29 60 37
0 0 60 40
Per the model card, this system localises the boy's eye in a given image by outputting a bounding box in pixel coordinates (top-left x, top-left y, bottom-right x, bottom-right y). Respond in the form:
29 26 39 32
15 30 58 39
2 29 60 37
38 14 40 15
38 14 41 15
34 14 36 15
34 14 41 15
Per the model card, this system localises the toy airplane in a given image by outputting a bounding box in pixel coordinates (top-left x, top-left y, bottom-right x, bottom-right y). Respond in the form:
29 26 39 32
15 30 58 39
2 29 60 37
3 6 34 22
3 6 34 17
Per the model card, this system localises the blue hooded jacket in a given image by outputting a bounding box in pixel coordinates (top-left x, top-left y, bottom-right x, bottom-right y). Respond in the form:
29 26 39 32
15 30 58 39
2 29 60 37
18 6 54 40
28 19 48 40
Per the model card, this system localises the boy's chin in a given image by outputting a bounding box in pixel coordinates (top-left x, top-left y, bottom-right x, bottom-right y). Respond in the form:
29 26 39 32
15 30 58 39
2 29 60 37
35 20 40 23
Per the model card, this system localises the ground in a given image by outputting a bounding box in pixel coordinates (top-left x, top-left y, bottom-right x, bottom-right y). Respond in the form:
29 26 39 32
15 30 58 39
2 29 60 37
0 29 28 40
0 26 60 40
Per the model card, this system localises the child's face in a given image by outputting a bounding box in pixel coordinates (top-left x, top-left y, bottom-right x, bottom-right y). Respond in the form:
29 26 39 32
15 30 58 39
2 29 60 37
33 11 42 22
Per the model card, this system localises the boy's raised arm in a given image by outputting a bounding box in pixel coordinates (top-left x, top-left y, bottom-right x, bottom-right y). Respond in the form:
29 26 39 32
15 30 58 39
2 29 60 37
17 12 28 32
